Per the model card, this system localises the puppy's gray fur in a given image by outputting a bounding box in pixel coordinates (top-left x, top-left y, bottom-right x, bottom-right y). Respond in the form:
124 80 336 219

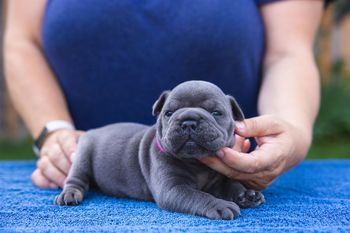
55 81 264 220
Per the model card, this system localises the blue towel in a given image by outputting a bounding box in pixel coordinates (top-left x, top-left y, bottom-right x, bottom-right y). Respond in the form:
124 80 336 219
1 160 349 232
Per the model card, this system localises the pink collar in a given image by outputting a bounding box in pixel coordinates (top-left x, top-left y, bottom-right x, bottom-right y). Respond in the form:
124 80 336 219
156 137 167 153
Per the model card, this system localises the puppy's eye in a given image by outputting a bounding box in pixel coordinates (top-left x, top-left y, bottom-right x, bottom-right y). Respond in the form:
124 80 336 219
211 111 222 117
164 111 173 117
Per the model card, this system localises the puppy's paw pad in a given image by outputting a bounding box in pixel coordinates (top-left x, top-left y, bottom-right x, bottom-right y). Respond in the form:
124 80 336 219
54 188 83 206
205 200 240 220
237 190 265 208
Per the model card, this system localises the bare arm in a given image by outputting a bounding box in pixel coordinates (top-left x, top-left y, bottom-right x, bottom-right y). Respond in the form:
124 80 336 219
4 0 83 188
200 0 323 189
258 0 322 156
4 0 72 138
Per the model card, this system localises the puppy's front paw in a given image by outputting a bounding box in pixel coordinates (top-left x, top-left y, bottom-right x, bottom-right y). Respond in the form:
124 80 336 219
205 200 240 220
236 190 265 208
55 188 83 206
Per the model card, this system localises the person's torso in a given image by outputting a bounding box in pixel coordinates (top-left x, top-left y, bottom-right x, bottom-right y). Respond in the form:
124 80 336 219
42 0 265 130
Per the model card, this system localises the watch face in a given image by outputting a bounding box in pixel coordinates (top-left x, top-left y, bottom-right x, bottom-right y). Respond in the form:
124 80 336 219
34 127 49 150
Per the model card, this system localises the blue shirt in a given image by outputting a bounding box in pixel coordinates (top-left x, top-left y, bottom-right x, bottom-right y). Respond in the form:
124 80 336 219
42 0 279 130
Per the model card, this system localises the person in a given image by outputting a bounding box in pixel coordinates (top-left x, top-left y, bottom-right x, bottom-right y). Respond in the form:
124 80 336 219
4 0 328 190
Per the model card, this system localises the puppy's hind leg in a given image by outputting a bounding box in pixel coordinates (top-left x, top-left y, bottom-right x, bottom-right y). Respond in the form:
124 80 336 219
55 136 93 206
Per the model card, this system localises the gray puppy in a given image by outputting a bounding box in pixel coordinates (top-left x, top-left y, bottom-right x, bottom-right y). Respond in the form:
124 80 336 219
55 81 265 220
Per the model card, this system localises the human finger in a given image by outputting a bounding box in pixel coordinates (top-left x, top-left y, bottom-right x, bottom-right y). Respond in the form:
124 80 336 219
242 139 251 153
200 156 277 190
37 156 66 188
235 115 285 138
57 130 83 162
216 146 274 174
43 143 71 175
31 168 59 189
242 179 273 191
199 156 255 181
232 135 245 152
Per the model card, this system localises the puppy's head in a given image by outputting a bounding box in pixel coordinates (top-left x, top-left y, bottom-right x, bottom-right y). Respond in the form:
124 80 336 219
153 81 244 159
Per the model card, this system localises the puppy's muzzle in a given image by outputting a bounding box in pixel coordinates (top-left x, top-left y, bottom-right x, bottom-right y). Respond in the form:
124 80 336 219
177 110 202 134
181 120 197 132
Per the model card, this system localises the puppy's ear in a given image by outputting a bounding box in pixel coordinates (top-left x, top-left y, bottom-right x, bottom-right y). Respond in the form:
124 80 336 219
227 95 245 121
152 91 171 116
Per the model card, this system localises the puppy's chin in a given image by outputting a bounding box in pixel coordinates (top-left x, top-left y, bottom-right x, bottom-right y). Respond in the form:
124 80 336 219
175 144 208 159
163 139 225 159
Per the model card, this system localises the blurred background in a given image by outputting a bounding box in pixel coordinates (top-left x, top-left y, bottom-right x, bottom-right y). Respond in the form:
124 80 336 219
0 1 349 160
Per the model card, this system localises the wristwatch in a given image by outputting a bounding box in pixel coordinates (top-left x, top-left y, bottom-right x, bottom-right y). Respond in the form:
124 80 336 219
33 120 75 157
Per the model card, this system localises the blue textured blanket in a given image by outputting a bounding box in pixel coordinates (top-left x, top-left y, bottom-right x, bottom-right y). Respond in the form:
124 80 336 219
1 160 349 232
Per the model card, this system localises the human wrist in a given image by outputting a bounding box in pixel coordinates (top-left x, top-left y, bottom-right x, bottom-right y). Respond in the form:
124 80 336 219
33 120 75 156
256 114 313 161
32 117 73 138
287 117 313 144
284 118 313 168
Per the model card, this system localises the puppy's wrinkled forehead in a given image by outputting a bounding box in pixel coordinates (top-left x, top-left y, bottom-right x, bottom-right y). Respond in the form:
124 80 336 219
166 81 226 108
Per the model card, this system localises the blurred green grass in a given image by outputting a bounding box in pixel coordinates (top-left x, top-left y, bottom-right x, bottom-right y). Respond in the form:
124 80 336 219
0 137 348 160
307 140 350 159
0 138 35 160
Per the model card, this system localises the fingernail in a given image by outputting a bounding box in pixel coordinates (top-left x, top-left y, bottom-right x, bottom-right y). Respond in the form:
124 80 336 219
216 150 224 158
70 152 76 161
236 122 245 131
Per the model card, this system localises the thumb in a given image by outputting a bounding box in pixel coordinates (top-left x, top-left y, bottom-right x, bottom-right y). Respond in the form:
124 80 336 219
235 115 284 137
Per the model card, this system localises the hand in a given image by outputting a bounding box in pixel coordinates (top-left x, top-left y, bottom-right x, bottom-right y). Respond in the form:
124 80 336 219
31 129 84 189
200 115 311 190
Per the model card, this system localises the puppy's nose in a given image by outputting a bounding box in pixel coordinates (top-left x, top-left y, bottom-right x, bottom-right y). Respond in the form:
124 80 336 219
181 120 197 131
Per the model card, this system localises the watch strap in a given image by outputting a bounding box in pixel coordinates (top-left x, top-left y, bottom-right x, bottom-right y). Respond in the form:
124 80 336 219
33 120 75 157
